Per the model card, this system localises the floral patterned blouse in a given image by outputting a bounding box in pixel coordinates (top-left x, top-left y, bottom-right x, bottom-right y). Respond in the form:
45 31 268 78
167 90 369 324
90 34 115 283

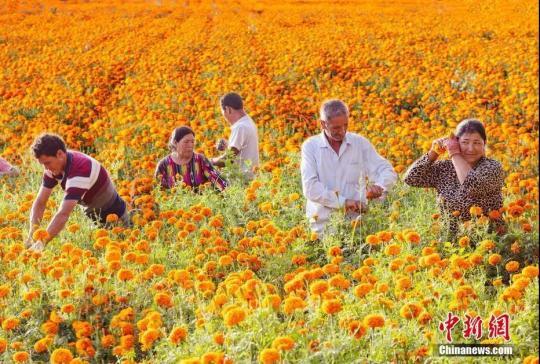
155 153 228 191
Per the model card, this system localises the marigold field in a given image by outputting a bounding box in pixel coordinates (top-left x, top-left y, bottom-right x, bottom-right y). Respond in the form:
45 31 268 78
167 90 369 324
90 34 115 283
0 0 539 363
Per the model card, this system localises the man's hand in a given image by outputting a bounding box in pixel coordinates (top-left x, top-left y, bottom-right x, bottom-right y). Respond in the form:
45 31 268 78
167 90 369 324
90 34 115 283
29 240 44 252
366 185 384 200
216 138 228 152
345 199 362 213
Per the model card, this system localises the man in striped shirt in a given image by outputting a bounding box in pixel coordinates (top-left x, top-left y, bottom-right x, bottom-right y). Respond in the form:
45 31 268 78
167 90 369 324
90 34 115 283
26 133 129 251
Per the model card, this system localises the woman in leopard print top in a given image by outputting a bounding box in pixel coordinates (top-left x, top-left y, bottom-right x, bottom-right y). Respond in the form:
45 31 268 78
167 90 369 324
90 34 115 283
404 119 505 237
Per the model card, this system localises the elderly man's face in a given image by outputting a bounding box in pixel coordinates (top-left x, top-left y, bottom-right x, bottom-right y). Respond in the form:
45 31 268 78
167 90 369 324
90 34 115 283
321 114 348 142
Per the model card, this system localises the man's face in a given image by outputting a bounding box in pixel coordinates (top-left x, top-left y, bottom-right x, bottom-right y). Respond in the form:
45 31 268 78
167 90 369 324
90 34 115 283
321 114 348 142
37 150 66 176
221 106 232 124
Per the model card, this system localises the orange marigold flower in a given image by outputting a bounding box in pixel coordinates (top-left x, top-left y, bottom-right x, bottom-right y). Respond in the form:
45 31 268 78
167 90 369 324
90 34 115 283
458 236 470 247
32 228 49 241
283 296 307 315
1 317 19 331
139 329 161 351
404 231 421 244
363 314 385 328
213 332 225 345
469 205 483 217
384 243 401 256
488 254 502 266
348 320 367 339
12 351 30 363
365 234 380 245
259 348 280 364
505 261 520 273
154 292 173 308
223 307 246 326
399 302 423 319
271 336 295 351
169 326 188 344
522 266 539 278
322 299 342 315
101 335 116 348
117 269 135 281
309 280 329 296
327 246 342 257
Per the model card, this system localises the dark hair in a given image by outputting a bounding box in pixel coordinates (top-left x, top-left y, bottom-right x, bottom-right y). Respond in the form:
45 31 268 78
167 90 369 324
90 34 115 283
220 92 243 111
455 118 487 142
31 133 67 158
169 126 195 150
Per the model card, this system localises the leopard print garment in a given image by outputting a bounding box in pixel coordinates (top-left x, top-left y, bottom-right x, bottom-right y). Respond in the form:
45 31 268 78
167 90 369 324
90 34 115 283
403 154 505 235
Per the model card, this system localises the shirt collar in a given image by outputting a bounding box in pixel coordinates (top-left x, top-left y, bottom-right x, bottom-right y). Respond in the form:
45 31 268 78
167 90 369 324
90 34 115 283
318 132 351 148
59 151 73 181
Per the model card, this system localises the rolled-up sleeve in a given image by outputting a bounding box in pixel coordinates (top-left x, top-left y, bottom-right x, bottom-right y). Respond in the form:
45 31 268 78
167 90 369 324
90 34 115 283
362 140 397 191
460 159 504 197
301 141 345 209
403 154 440 188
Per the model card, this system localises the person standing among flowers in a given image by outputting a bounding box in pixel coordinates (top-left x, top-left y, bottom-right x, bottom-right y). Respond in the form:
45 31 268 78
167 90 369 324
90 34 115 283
211 92 259 179
26 133 130 252
301 99 397 236
403 118 505 237
155 126 228 191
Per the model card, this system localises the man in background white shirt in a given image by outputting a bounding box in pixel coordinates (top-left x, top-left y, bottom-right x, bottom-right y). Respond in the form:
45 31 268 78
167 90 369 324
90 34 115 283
212 92 259 179
301 99 397 235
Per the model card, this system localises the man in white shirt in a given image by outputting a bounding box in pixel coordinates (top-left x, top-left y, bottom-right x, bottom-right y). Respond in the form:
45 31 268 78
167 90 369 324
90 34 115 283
301 99 397 235
212 92 259 179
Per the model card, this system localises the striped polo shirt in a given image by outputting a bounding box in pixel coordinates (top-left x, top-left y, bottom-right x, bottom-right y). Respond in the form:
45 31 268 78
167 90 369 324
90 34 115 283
42 151 120 211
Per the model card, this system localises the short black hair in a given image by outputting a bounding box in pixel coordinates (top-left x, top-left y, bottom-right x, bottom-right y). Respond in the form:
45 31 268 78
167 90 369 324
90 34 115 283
455 119 487 142
169 126 195 150
31 133 67 158
220 92 243 111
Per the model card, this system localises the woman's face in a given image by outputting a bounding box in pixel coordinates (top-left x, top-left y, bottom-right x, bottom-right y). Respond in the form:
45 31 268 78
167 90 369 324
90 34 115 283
458 132 485 165
174 134 195 157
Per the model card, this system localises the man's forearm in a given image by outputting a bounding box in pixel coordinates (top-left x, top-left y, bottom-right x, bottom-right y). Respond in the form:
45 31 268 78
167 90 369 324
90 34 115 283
29 201 46 232
45 212 70 242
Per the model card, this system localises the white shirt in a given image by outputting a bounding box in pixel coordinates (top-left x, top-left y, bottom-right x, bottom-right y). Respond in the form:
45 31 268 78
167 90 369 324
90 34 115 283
228 115 259 178
301 132 397 234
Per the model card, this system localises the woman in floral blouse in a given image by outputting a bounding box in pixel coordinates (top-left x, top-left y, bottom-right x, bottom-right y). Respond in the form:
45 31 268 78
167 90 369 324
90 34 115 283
155 126 228 191
404 119 505 237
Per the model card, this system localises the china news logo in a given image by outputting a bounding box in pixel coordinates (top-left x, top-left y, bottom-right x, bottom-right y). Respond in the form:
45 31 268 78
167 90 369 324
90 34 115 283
436 312 513 357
